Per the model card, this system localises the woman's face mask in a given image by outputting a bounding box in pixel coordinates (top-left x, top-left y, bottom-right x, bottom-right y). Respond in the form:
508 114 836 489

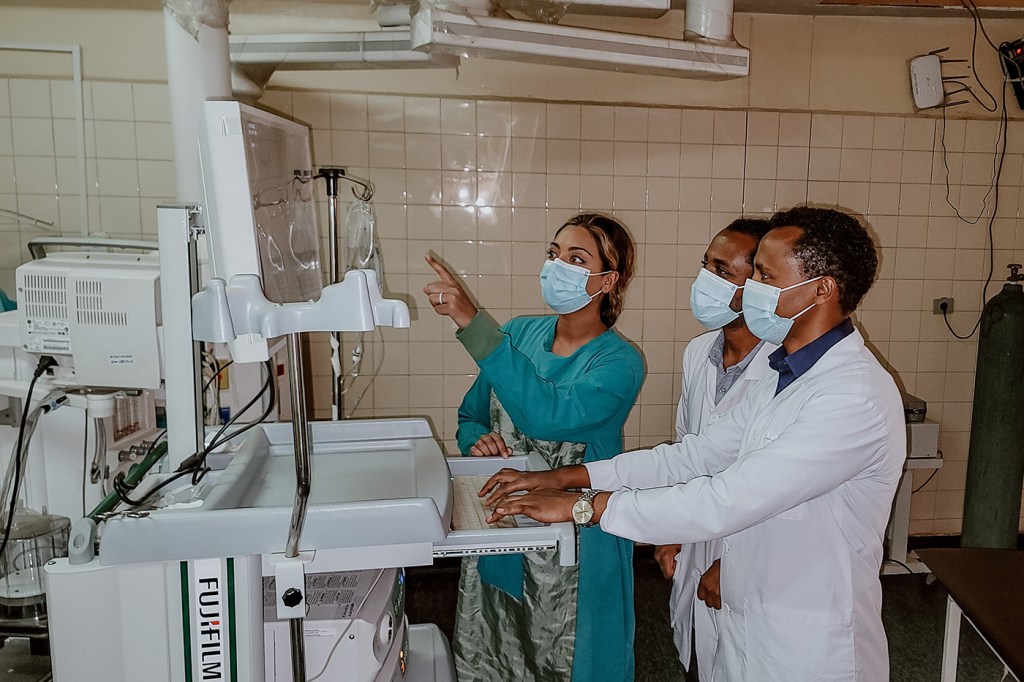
741 276 821 345
540 258 611 314
690 267 743 330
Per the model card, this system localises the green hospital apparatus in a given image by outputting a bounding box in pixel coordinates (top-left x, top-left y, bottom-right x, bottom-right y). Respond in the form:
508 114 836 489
961 264 1024 549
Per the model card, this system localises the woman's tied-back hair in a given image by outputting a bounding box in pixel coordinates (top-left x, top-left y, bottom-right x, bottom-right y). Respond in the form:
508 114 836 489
557 212 636 328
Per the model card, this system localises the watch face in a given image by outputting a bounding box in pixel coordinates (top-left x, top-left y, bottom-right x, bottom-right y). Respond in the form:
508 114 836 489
572 500 593 525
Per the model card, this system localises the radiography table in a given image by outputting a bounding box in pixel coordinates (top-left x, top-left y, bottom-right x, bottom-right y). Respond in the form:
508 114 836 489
46 418 576 682
99 418 576 567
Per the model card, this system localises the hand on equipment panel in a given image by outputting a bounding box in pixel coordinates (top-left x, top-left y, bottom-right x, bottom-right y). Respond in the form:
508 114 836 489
423 254 478 329
485 488 579 525
470 432 513 458
697 558 722 610
654 544 682 579
478 468 562 506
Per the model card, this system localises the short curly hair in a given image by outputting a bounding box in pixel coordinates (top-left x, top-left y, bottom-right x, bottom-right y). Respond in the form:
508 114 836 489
767 206 878 315
724 217 773 264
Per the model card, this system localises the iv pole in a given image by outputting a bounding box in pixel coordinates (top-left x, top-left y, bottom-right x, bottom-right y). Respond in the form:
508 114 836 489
316 167 375 421
318 168 345 421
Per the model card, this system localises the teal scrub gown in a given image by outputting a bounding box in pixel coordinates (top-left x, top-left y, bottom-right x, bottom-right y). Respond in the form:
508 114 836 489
452 312 644 682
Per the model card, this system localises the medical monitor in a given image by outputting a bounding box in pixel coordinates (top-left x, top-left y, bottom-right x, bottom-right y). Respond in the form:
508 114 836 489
198 100 323 304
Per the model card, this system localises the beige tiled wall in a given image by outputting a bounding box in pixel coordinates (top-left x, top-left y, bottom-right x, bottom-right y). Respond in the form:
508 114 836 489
3 78 1024 536
264 91 1023 537
0 77 174 293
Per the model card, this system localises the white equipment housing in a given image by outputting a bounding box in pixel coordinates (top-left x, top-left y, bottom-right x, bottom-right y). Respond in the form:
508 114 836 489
16 252 162 390
263 569 406 681
410 6 749 79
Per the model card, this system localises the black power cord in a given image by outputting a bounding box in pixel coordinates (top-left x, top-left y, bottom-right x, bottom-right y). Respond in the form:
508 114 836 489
940 5 1012 340
189 359 276 486
104 360 276 512
0 356 58 560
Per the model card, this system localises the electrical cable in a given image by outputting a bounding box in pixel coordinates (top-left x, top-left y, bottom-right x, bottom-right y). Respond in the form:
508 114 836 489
81 411 89 518
201 358 233 395
307 568 389 681
959 0 999 112
346 326 385 418
912 470 939 494
883 558 916 575
204 360 274 452
91 416 108 495
961 0 1001 52
0 357 57 561
202 351 222 423
112 468 194 509
105 358 272 510
939 12 1011 339
108 430 168 506
190 359 276 486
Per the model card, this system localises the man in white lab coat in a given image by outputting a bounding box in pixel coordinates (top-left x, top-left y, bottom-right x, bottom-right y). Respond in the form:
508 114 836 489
659 218 777 682
483 206 905 681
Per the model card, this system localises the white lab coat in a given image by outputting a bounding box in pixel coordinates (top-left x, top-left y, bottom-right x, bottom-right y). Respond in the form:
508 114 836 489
671 331 775 680
588 329 904 681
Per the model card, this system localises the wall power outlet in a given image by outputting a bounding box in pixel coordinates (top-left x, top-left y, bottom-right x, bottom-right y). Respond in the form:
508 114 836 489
932 297 954 314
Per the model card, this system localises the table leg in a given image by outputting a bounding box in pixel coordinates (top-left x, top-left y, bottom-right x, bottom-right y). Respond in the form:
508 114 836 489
941 595 962 682
887 469 913 564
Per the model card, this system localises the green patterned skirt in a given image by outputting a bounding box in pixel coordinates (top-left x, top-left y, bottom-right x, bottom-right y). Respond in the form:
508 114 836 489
453 393 586 682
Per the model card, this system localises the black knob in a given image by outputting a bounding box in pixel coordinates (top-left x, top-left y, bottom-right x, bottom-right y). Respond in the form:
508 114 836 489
281 588 303 608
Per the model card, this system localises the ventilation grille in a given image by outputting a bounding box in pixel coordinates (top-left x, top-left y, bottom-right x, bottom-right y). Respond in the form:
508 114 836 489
21 273 68 321
75 279 129 327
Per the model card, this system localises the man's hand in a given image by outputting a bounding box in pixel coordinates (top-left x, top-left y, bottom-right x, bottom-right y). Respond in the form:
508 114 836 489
470 432 513 458
485 488 579 525
696 558 722 610
478 469 561 506
423 254 478 329
654 544 682 580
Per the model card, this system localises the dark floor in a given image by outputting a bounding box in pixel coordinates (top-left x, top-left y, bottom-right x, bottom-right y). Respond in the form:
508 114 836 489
406 545 1010 682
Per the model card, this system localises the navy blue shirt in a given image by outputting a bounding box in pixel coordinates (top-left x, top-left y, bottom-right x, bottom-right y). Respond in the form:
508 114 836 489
768 317 856 396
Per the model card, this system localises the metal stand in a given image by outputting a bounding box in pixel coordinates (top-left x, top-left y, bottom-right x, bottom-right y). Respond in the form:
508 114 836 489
318 167 346 421
284 332 313 682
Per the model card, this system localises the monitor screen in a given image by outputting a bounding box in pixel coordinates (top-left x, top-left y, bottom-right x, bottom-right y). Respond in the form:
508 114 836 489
199 101 324 304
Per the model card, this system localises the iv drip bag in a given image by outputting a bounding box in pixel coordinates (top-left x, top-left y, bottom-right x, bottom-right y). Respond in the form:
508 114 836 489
346 199 383 286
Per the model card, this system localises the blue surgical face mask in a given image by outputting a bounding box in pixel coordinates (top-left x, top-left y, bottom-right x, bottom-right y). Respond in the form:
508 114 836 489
690 267 743 330
741 276 822 345
540 258 612 315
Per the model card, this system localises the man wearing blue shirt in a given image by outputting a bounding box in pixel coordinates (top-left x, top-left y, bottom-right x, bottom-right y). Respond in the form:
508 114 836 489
483 206 906 682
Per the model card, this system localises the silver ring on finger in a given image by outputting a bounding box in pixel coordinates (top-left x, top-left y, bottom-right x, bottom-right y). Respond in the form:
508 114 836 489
438 291 445 305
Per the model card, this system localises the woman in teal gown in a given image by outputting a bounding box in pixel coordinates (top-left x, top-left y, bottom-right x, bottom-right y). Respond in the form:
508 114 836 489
423 213 644 682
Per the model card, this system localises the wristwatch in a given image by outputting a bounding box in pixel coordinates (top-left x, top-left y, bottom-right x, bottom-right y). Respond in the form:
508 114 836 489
572 489 601 528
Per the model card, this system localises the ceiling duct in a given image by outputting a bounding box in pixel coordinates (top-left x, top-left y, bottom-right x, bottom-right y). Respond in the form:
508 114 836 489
230 31 459 71
409 0 748 79
228 30 459 98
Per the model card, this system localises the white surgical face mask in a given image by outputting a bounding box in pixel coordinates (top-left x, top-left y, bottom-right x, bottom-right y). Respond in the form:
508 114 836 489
690 267 743 330
540 258 611 314
741 276 822 345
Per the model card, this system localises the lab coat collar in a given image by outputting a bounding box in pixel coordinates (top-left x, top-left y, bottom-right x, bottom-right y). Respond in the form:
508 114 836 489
769 317 856 395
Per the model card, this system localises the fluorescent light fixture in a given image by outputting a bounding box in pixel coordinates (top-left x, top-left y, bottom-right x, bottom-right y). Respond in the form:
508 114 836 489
528 0 671 18
410 7 748 79
230 31 459 70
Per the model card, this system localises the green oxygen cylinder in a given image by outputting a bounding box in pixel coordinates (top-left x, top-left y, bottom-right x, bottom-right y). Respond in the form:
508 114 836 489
961 263 1024 549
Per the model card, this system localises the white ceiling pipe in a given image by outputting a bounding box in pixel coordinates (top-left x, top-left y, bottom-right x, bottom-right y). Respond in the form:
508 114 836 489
163 0 233 203
376 4 412 27
685 0 734 43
